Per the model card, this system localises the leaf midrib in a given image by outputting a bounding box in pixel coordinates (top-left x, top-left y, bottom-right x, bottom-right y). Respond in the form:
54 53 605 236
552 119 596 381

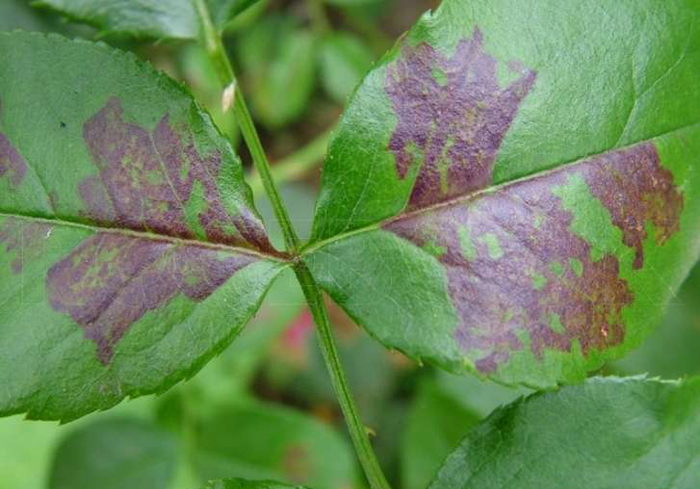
303 119 700 256
0 211 288 262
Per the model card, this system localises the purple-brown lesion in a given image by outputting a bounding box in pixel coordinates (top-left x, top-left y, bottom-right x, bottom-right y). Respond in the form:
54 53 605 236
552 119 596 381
81 97 273 252
385 28 536 210
0 218 52 274
38 97 276 364
46 233 257 364
580 143 683 269
386 141 683 373
0 127 27 189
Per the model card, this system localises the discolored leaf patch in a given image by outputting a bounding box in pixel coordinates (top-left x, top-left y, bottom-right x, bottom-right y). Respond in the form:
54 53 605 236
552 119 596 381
0 218 52 274
39 97 275 364
0 102 27 188
46 234 256 364
81 97 272 252
386 28 536 210
387 142 682 372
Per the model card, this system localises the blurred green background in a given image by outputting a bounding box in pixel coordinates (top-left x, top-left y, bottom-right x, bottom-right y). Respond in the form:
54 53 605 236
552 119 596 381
1 0 698 488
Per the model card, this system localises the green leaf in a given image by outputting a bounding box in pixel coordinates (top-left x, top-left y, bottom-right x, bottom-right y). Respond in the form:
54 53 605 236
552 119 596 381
200 480 308 489
48 418 177 489
613 262 700 378
33 0 260 39
401 379 479 489
0 32 286 421
319 32 374 104
192 400 357 489
429 376 700 489
236 17 318 129
304 0 700 387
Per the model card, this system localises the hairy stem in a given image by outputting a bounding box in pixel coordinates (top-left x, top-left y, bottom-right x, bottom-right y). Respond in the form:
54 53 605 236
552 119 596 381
248 128 333 196
294 262 392 489
193 2 392 488
193 0 300 251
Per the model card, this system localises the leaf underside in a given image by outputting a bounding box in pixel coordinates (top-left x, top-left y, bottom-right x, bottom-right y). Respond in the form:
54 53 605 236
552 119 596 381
0 32 283 421
305 0 700 387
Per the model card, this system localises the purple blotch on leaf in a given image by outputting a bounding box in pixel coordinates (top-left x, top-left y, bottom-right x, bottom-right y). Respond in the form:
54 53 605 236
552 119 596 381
385 28 536 210
0 218 52 274
386 142 682 373
81 97 272 252
43 98 274 364
0 112 27 187
47 233 256 364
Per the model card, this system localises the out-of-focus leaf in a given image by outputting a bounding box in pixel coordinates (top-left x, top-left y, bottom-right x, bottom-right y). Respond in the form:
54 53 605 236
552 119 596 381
201 479 308 489
434 372 528 418
401 379 479 489
319 32 374 103
33 0 261 39
48 418 177 489
0 32 285 422
193 401 357 489
430 376 700 489
237 16 318 128
304 0 700 389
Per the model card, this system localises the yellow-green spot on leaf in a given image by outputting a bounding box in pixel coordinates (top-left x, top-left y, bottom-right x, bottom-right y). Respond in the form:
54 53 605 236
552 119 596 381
421 238 446 258
531 272 547 290
480 233 503 260
548 313 566 334
569 258 583 277
457 225 477 261
432 67 448 86
549 261 564 277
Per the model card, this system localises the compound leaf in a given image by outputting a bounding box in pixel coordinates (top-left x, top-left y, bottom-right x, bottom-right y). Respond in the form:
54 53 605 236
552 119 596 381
0 32 286 421
429 376 700 489
304 0 700 387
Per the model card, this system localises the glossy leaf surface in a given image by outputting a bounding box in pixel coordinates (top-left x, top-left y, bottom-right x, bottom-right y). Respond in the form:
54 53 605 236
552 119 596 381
305 0 700 387
0 32 285 421
34 0 259 39
429 376 700 489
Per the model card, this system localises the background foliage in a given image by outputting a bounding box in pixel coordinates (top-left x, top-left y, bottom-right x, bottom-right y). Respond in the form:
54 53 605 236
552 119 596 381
1 0 699 488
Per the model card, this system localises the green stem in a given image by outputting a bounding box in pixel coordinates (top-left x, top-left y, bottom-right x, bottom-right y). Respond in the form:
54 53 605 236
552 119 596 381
193 2 392 488
193 0 300 251
248 128 333 196
294 262 392 489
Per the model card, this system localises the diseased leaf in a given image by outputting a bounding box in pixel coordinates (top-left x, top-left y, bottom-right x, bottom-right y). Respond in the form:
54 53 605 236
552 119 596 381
429 376 700 489
0 32 286 421
49 418 177 489
201 480 308 489
304 0 700 387
33 0 260 39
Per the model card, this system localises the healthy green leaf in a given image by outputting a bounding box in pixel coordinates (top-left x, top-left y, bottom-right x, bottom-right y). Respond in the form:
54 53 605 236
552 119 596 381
49 418 177 489
429 376 700 489
0 32 286 421
304 0 700 388
33 0 260 39
192 400 357 489
200 480 308 489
